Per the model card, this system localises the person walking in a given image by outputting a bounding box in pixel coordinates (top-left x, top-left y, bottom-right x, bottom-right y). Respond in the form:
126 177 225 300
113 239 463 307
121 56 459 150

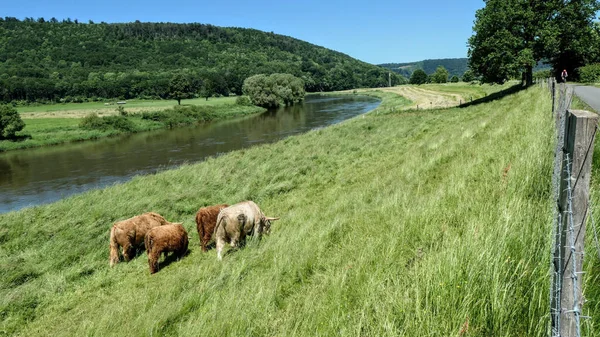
561 69 568 83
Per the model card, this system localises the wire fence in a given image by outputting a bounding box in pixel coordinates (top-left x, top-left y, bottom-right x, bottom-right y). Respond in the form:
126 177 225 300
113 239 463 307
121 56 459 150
548 78 599 337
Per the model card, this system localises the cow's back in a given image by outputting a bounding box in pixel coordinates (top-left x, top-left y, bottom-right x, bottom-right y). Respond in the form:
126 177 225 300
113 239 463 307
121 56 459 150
215 201 263 238
196 204 229 231
114 212 168 246
147 224 188 248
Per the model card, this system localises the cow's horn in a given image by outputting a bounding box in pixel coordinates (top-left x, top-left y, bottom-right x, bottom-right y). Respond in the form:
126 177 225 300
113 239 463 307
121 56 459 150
265 217 280 221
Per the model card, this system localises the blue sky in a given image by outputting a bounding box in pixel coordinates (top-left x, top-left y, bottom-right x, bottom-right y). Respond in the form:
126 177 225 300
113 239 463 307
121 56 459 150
3 0 485 64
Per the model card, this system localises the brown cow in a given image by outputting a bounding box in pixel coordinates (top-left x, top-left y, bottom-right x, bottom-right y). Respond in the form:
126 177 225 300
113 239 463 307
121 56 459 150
195 204 229 252
214 201 279 260
145 223 189 274
109 212 174 267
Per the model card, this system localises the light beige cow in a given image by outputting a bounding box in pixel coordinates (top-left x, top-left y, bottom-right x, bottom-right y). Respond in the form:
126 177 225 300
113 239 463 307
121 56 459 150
213 201 279 260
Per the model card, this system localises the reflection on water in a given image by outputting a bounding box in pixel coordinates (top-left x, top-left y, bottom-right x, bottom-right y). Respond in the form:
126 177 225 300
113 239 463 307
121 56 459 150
0 94 380 213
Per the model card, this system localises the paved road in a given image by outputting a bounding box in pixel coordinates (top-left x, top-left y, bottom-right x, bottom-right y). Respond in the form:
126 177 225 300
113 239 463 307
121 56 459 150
572 85 600 112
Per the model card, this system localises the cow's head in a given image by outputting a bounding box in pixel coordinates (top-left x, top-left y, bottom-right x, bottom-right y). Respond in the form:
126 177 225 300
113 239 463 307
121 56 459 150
259 216 280 235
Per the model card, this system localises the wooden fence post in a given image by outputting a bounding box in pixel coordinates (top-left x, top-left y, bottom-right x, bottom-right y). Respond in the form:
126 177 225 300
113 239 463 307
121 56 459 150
556 109 598 336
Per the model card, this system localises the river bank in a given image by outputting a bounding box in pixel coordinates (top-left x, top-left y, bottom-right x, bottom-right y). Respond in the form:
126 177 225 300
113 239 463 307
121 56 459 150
0 87 560 336
0 94 381 213
0 99 265 152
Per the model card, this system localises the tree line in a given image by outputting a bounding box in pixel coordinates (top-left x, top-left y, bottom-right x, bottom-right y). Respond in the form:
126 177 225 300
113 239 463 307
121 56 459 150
0 18 406 103
468 0 600 85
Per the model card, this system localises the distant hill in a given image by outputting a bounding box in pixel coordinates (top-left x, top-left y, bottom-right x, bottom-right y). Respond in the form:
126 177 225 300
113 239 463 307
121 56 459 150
0 18 405 103
379 58 468 78
380 58 552 80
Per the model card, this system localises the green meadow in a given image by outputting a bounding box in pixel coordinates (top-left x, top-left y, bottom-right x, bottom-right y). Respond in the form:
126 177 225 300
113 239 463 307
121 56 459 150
15 96 239 114
0 101 264 152
0 86 572 336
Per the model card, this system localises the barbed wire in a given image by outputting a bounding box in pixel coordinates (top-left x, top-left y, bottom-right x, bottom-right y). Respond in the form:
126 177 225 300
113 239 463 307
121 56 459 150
565 153 582 337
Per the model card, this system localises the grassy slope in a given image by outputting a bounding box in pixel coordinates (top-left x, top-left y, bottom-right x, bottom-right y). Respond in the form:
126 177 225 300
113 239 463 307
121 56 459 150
0 87 555 336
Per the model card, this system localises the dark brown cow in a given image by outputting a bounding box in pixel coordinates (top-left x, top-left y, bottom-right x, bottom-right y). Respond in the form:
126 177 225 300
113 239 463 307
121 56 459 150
214 201 279 260
109 212 174 267
195 204 229 252
145 223 189 274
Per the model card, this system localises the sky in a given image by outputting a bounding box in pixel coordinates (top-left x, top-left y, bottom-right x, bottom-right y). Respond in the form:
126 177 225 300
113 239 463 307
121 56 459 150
2 0 485 65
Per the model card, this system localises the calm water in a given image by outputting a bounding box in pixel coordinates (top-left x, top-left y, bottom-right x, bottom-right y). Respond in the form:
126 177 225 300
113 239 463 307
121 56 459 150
0 95 380 213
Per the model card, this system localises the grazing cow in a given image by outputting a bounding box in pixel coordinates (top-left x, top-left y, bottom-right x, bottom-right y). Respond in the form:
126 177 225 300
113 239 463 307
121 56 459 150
145 223 189 274
214 201 279 260
109 212 174 267
195 204 229 252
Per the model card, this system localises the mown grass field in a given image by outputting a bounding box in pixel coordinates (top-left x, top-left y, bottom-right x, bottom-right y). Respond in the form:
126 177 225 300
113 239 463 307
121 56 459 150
0 86 565 336
348 82 513 111
16 97 238 116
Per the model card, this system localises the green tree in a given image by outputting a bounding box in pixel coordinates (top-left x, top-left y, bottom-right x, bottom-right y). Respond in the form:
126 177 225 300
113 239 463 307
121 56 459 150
409 69 428 85
450 75 460 83
547 0 600 80
0 105 25 139
467 0 557 85
168 73 196 105
462 70 476 83
242 73 305 108
431 66 449 83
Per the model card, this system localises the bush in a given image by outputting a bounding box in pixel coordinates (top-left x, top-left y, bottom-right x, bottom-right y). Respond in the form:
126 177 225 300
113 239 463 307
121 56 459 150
235 95 252 106
79 113 105 129
450 75 460 83
462 70 476 83
0 105 25 140
117 105 127 116
576 64 600 83
431 66 449 84
409 69 428 85
533 69 552 80
79 113 136 132
242 73 305 108
141 105 217 128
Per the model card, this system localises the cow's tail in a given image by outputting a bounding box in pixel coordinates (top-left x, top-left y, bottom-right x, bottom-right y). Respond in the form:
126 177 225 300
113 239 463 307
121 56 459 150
145 233 153 257
214 214 226 236
109 225 120 267
196 212 204 241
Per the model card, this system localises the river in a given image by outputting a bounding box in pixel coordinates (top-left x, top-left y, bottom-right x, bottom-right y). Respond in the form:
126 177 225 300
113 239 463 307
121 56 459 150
0 94 380 213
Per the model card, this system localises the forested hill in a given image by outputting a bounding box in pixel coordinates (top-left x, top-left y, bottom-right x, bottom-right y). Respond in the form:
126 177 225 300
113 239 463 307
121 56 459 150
379 58 468 78
0 18 405 103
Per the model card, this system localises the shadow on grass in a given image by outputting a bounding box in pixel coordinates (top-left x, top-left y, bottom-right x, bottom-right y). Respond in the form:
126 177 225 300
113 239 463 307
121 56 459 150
155 248 191 272
2 134 32 142
459 84 528 108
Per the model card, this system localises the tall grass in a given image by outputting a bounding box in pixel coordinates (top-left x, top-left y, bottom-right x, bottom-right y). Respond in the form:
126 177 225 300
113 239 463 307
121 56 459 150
0 87 555 336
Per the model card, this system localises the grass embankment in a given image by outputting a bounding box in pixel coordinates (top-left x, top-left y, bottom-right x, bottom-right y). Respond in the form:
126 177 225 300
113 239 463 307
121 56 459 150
0 87 555 336
0 98 264 152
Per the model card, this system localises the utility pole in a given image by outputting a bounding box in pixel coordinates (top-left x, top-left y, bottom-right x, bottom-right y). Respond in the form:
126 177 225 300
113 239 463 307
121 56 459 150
388 72 391 87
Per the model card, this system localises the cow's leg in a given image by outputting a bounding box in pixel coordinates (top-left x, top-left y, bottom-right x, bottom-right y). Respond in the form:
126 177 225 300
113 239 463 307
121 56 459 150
230 231 241 248
122 242 133 261
202 230 211 252
216 237 225 260
148 249 160 274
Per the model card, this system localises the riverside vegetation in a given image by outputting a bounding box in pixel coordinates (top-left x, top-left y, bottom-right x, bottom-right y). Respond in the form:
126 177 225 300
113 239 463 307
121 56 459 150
0 97 265 152
1 86 573 336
